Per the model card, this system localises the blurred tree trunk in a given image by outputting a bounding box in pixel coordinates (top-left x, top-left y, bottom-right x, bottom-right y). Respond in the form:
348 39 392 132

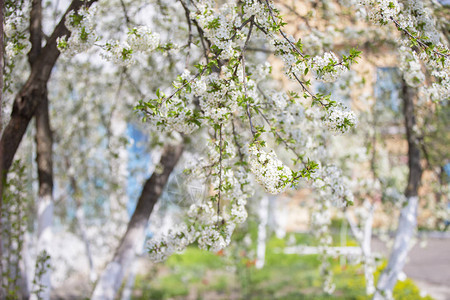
256 195 269 269
373 80 422 299
346 202 375 295
28 2 54 298
71 176 96 283
0 0 5 297
33 94 53 300
92 143 184 300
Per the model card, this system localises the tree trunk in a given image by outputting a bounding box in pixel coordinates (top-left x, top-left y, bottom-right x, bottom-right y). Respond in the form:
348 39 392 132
255 195 269 269
373 80 422 300
120 244 143 300
91 143 184 300
0 0 5 296
32 93 53 300
75 202 96 283
105 109 129 250
346 202 375 295
362 204 375 295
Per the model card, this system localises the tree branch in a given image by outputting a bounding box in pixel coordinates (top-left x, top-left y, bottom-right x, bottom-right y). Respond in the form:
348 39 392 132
28 0 43 66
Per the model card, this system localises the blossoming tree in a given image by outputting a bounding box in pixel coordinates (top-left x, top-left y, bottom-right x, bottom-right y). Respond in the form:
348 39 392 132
0 0 448 299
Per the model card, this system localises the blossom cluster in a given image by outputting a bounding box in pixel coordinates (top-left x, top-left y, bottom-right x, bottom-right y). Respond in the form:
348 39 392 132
4 4 31 60
100 27 162 67
427 68 450 103
359 0 450 73
243 0 271 28
147 185 249 261
248 144 292 194
197 72 241 123
358 0 400 25
57 7 98 56
191 1 239 60
312 52 348 83
58 5 163 67
322 103 358 135
397 43 449 104
400 0 440 45
151 97 199 134
147 224 196 262
127 26 160 53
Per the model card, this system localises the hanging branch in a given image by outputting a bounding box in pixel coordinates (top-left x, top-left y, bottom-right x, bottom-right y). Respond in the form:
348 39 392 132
390 17 449 59
217 123 223 221
231 118 245 162
240 18 257 137
120 0 132 28
179 0 194 67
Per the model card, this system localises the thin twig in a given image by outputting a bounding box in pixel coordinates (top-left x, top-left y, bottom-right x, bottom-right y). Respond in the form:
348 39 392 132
390 17 449 58
275 0 311 30
124 70 145 98
120 0 132 27
291 72 326 107
179 0 193 67
231 118 245 162
240 19 257 137
263 0 304 58
255 86 309 167
156 69 205 107
217 123 223 222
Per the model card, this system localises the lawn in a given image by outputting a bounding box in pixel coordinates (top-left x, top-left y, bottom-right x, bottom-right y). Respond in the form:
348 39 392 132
132 227 432 300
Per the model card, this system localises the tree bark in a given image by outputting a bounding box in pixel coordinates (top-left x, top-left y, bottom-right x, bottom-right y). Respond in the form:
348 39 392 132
33 93 53 300
0 0 5 297
26 2 55 298
92 143 184 300
373 80 422 300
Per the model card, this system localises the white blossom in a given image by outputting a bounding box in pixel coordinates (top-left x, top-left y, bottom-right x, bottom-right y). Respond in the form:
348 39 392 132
312 52 348 83
248 144 292 194
127 26 160 53
58 7 98 56
323 104 358 134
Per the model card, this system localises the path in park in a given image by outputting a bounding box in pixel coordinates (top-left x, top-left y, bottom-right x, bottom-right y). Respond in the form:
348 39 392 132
372 234 450 300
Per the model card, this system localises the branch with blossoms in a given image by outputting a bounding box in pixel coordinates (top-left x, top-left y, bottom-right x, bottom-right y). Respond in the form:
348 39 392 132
390 17 449 60
359 0 450 67
55 0 359 263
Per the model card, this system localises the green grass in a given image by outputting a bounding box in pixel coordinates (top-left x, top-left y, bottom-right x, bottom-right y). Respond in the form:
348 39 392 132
132 231 433 300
